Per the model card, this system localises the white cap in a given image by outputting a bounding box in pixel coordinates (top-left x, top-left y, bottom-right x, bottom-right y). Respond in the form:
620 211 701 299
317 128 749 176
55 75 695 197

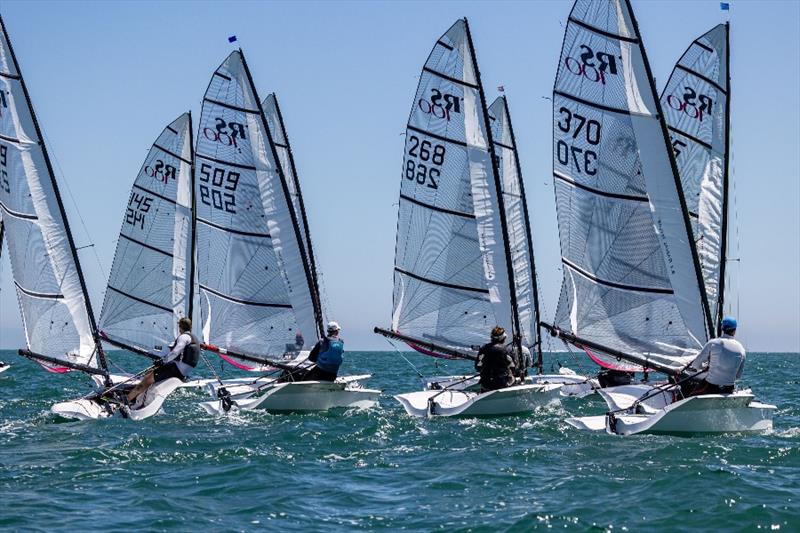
327 321 341 333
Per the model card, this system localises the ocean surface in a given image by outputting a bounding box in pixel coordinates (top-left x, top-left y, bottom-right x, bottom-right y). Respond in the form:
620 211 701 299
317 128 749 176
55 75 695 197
0 349 797 531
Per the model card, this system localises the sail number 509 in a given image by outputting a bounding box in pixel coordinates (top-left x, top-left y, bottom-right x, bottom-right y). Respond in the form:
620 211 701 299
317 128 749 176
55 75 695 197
199 163 240 213
405 135 445 189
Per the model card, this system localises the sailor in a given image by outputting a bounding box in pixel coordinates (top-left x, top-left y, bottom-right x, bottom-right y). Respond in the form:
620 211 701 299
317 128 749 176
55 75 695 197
126 317 200 405
292 321 344 382
512 336 532 382
475 326 516 392
682 316 746 396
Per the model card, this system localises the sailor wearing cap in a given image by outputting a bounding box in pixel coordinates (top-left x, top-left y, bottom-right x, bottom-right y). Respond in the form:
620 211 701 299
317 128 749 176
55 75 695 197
683 316 746 396
295 321 345 382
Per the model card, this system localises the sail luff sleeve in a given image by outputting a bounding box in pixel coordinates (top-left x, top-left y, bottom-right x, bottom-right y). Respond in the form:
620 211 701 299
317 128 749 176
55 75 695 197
390 19 511 355
0 16 99 369
549 0 708 371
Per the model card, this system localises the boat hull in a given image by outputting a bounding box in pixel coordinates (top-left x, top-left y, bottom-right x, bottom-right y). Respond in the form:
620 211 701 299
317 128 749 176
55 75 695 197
395 383 561 418
422 371 596 398
566 392 776 435
199 376 380 414
50 378 184 421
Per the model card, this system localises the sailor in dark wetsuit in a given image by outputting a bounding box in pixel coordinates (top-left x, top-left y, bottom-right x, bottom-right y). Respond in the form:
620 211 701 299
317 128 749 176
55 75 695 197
475 326 516 393
126 317 200 404
290 321 344 382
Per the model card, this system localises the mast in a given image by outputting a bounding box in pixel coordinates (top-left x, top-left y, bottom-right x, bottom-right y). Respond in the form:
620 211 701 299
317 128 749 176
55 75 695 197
0 15 108 377
501 96 544 373
624 0 714 340
463 18 522 354
187 111 197 321
716 22 731 336
238 49 325 340
270 94 324 334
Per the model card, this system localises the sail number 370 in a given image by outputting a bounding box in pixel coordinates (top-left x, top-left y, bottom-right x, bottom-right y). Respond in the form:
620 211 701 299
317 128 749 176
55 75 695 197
405 135 445 189
556 107 600 175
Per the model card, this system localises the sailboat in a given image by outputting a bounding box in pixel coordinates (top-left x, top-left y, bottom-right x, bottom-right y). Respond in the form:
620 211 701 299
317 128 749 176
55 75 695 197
374 19 589 418
193 51 379 414
52 113 198 420
540 0 774 434
0 15 118 396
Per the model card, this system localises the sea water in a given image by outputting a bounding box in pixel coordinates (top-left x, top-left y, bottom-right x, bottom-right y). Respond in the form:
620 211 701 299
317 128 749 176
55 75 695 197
0 350 797 531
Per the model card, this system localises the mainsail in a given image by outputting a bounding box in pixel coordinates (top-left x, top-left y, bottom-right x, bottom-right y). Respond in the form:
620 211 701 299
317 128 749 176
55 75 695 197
388 19 517 356
661 23 730 335
488 95 542 361
0 16 104 373
547 0 712 373
262 92 323 334
98 113 195 356
195 50 322 361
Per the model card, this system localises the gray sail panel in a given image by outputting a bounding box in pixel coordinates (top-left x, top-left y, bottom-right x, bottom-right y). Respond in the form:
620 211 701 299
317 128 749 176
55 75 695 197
488 96 537 350
661 24 728 327
98 113 193 354
391 19 511 355
196 51 317 358
0 19 97 367
551 0 708 369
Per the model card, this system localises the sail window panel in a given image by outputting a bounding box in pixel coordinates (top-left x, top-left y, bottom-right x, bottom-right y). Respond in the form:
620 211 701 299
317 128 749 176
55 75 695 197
392 270 493 351
202 289 298 358
2 213 68 295
555 179 671 290
99 303 172 352
554 270 696 367
104 241 174 311
0 78 38 146
197 222 290 307
553 94 647 197
395 200 486 291
15 291 90 362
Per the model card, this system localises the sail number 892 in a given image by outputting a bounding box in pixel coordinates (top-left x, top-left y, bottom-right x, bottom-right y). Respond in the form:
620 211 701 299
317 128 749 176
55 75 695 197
404 135 445 189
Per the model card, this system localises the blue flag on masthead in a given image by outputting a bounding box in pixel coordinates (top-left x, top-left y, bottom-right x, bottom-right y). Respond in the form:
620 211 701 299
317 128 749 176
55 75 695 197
720 2 730 10
228 35 237 43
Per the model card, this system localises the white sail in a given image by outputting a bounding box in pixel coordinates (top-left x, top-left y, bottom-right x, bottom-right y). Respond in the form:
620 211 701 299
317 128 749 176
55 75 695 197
98 113 194 354
550 0 711 370
661 24 729 332
488 96 538 351
195 50 321 359
390 19 513 355
262 93 324 335
0 16 99 369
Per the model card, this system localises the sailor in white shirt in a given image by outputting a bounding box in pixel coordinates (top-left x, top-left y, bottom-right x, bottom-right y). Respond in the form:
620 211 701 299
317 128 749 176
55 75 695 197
683 316 746 396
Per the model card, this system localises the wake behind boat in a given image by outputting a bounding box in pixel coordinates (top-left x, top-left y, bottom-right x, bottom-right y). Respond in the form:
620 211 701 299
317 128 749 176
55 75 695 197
191 51 378 415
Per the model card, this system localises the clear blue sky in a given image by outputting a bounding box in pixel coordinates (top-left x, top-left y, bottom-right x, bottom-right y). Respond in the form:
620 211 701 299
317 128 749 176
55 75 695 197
0 1 797 352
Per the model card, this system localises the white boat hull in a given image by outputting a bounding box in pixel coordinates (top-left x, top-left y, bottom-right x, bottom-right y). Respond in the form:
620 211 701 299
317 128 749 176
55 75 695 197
566 391 776 435
199 376 380 415
395 383 561 418
51 378 185 421
0 363 9 374
422 370 596 398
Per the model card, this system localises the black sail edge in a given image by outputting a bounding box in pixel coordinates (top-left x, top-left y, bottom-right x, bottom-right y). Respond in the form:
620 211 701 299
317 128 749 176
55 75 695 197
0 15 109 379
463 18 523 355
501 96 544 373
237 49 325 341
270 93 325 333
623 0 715 340
716 22 731 336
187 111 197 322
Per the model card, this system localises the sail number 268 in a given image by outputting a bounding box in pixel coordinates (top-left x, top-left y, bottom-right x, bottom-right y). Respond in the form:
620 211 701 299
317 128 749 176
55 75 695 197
405 135 445 189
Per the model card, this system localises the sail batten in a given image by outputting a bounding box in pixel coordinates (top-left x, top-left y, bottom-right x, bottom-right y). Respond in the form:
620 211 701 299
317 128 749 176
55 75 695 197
550 0 711 371
0 15 101 370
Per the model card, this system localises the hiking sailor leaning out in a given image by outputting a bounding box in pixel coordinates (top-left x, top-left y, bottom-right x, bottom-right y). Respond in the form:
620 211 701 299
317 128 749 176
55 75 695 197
289 321 344 382
475 326 516 393
682 316 746 397
126 318 200 404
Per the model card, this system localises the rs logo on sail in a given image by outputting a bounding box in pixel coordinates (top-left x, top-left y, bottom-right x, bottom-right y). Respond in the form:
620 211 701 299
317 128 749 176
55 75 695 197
203 118 248 148
144 159 177 184
666 87 714 122
418 89 461 121
564 45 621 85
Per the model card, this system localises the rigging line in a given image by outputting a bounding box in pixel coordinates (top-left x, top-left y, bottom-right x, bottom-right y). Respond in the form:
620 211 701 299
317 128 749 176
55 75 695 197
384 337 426 379
37 126 107 282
